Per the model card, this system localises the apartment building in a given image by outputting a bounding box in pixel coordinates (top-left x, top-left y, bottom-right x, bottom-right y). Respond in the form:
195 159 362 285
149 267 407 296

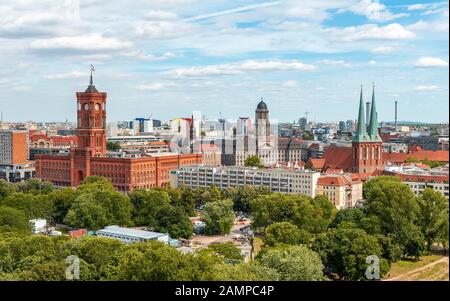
316 174 363 209
170 165 320 197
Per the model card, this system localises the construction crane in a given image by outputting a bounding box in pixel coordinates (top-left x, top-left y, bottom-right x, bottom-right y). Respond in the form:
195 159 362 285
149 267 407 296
305 111 310 119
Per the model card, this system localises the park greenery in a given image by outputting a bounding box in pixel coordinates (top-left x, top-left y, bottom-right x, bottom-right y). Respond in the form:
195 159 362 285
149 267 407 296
0 175 448 281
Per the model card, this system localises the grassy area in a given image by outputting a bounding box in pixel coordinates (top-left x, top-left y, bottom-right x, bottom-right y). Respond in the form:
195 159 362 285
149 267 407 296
413 262 449 281
386 254 448 280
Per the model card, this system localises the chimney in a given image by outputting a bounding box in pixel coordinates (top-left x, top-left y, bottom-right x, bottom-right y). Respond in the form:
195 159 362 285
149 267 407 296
395 101 398 131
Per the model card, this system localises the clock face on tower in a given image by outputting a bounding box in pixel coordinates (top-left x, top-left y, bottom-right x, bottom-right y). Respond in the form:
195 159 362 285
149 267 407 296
84 103 89 110
95 103 100 110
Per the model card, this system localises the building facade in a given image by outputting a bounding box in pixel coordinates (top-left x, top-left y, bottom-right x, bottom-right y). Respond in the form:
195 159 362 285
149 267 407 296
316 174 363 209
170 165 320 197
35 76 201 192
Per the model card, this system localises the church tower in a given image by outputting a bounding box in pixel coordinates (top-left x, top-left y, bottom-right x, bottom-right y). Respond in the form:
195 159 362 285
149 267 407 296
71 68 107 186
352 84 383 173
255 97 270 149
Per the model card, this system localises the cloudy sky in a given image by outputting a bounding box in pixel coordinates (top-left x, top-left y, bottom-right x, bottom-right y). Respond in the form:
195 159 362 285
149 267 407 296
0 0 448 123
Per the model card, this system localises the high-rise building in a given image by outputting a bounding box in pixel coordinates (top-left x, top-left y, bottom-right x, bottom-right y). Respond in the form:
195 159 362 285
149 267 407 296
36 73 201 191
0 129 34 182
0 130 28 165
338 121 346 132
346 120 354 132
255 98 271 149
298 117 307 131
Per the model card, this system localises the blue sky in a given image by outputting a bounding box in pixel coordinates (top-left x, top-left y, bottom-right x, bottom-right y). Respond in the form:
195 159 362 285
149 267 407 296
0 0 448 123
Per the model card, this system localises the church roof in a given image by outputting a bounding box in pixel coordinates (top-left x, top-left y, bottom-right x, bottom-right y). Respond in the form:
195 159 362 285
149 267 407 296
256 98 268 110
367 83 382 142
353 85 371 142
85 84 99 93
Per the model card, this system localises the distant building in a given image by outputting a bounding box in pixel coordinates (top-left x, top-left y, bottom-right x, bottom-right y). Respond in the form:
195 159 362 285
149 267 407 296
346 120 354 132
384 164 449 199
277 137 304 164
170 165 320 197
0 129 34 183
96 225 169 244
299 117 307 131
193 143 221 166
339 121 346 132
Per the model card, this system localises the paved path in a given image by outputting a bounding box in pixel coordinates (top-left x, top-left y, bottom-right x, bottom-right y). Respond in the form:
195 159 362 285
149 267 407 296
385 257 449 281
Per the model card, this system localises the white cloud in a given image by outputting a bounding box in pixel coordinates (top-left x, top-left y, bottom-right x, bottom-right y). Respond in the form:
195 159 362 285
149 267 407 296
414 85 439 91
135 20 195 39
30 34 131 52
184 2 280 22
318 59 351 67
282 80 298 88
169 60 316 77
408 4 427 11
346 0 408 21
414 57 449 68
44 71 87 79
368 60 377 65
137 82 175 91
325 23 416 42
145 10 178 20
372 46 394 54
121 50 176 61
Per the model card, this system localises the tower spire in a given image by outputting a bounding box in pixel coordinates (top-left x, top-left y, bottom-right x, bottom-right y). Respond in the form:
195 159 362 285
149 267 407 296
368 82 382 142
353 85 369 142
85 64 98 93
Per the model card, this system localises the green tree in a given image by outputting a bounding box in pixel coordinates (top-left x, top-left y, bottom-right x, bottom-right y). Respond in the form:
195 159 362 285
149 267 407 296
156 206 193 239
16 179 54 194
417 188 449 251
106 141 121 151
0 206 30 231
0 180 15 201
48 188 75 224
363 176 422 257
244 155 263 168
255 245 325 281
64 194 109 230
1 193 54 221
130 189 171 227
312 228 390 280
212 263 280 281
264 222 311 246
203 199 235 235
200 242 244 263
233 185 269 214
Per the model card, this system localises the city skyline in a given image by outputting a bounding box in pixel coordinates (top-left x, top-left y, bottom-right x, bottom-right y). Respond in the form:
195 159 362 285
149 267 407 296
0 0 448 123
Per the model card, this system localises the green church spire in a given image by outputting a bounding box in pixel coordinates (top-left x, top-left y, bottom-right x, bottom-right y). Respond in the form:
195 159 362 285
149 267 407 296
368 83 382 142
353 85 370 142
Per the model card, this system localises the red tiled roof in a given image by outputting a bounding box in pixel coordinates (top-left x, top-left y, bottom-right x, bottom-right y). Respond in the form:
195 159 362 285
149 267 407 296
324 168 343 174
321 145 353 171
409 145 423 152
383 170 448 184
30 134 51 142
308 158 325 170
383 150 449 163
317 175 355 187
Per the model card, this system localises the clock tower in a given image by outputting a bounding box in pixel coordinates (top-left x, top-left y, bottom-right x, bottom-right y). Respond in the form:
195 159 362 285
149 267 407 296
71 69 107 186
